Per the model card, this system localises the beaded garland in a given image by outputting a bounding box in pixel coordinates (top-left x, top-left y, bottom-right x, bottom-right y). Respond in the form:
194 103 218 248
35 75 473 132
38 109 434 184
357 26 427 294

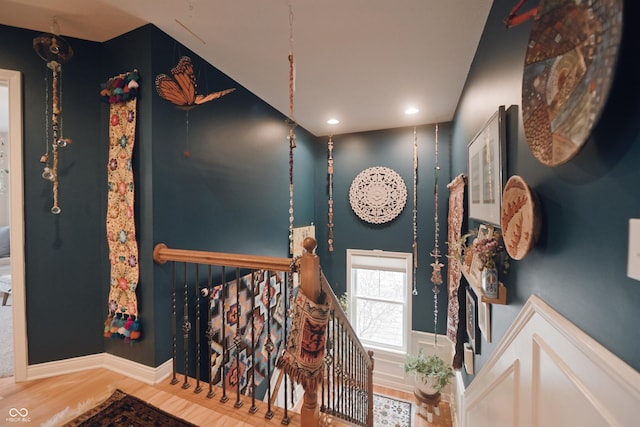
102 70 141 342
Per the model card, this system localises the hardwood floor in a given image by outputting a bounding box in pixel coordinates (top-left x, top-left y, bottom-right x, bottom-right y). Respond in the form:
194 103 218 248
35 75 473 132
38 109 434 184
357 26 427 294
0 370 453 426
0 369 299 426
372 384 453 427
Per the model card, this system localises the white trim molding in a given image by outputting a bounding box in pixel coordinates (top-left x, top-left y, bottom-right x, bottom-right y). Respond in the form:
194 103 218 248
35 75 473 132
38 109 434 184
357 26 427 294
25 354 172 385
462 295 640 427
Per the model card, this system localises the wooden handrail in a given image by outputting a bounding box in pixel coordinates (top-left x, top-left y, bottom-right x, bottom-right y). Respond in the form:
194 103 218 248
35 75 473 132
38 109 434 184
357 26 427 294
153 243 292 271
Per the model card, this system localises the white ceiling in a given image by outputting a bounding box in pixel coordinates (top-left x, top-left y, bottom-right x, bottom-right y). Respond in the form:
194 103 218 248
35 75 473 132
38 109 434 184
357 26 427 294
0 0 493 136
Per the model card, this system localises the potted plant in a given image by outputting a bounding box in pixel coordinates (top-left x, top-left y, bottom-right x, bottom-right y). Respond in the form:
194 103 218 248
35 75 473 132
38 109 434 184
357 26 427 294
404 350 454 396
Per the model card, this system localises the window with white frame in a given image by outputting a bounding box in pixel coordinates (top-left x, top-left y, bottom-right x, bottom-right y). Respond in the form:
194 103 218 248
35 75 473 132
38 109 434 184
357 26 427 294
346 249 412 353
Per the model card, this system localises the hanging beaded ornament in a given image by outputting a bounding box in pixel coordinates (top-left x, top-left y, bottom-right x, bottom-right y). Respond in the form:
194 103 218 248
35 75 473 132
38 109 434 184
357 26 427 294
327 135 334 252
430 124 444 345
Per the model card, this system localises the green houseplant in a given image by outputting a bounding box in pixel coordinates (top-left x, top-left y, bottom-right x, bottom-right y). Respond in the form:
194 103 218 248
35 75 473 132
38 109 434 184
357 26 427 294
404 350 454 395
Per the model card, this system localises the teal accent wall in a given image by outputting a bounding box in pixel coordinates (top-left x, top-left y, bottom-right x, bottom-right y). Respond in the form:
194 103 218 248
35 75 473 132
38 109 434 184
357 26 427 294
0 24 106 364
2 0 639 379
313 124 452 335
0 23 314 367
452 0 640 381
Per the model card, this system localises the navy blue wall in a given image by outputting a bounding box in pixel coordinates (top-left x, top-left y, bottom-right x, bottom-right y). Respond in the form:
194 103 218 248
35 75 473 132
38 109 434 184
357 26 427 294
0 23 315 368
452 0 640 380
0 24 106 364
314 124 452 335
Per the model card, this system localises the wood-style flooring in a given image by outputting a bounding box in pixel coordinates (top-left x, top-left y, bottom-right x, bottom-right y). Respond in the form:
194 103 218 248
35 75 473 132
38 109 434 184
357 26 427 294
0 369 453 426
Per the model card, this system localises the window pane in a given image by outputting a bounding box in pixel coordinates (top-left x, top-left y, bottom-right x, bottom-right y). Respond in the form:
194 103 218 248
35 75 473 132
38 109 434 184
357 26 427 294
354 268 405 301
355 299 403 348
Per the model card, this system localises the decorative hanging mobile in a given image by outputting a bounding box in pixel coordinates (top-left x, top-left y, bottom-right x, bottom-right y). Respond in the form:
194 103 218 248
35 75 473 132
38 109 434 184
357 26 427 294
155 56 235 156
33 18 74 215
506 0 623 167
100 69 142 342
327 135 334 252
412 127 418 296
287 3 297 255
430 124 444 345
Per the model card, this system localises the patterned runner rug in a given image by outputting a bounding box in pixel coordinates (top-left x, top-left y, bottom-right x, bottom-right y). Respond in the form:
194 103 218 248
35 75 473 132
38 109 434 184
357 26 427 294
62 389 197 427
373 393 413 427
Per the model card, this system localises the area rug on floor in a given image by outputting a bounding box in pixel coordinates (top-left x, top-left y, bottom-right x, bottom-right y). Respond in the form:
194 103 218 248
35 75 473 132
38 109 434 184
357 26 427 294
373 393 413 427
62 389 197 427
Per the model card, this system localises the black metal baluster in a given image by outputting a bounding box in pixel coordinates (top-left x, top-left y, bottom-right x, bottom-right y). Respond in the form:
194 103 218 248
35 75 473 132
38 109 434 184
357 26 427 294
182 262 191 389
249 272 258 414
332 310 337 415
171 261 178 385
234 267 243 409
281 271 290 425
341 322 345 418
207 265 215 398
350 339 354 422
194 264 202 394
264 271 274 420
220 266 229 403
358 352 364 423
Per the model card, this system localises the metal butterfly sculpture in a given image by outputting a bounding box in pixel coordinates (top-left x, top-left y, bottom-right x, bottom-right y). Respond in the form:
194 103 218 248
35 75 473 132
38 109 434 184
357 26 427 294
155 56 235 110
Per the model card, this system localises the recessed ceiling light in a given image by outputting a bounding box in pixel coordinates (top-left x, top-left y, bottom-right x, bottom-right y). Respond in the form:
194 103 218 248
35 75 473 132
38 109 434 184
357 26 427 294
327 118 340 125
405 107 419 115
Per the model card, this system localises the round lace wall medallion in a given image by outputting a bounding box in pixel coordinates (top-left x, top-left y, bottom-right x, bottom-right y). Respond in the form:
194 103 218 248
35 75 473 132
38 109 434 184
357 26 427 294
349 166 407 224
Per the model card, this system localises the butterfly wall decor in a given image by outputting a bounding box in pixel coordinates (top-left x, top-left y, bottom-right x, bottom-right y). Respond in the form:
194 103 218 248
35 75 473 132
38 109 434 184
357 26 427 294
155 56 235 110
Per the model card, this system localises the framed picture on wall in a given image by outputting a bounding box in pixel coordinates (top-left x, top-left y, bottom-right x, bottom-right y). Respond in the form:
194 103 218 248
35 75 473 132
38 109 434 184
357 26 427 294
466 285 480 354
468 106 506 226
478 301 491 343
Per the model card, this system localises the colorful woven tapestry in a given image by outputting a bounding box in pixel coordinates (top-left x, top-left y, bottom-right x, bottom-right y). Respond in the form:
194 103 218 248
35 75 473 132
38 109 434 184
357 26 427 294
209 270 286 397
446 174 466 369
276 290 330 391
101 71 141 341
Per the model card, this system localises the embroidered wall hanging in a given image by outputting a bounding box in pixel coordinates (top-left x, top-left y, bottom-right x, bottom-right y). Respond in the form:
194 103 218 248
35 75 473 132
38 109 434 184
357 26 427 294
446 173 467 369
101 70 141 341
349 166 407 224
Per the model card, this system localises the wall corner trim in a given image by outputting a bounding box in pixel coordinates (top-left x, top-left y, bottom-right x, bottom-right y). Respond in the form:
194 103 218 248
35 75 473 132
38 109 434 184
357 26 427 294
23 354 172 385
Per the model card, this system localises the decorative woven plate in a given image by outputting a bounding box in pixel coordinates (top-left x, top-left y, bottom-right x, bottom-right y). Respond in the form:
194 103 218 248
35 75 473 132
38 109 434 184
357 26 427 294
521 0 623 166
500 175 541 260
349 166 407 224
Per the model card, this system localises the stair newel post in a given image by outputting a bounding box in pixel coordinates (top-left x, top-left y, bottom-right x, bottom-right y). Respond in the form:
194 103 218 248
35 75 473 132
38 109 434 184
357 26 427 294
300 237 321 426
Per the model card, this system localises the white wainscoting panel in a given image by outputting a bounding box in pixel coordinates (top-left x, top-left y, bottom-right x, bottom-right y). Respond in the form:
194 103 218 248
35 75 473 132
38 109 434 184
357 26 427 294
462 295 640 427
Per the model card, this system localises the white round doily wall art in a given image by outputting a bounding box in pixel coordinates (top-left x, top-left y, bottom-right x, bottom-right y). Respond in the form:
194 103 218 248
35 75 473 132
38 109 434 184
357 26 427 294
349 166 407 224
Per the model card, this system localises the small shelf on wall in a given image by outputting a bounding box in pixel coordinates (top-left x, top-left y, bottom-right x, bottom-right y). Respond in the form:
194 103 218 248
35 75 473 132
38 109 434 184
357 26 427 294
461 266 507 305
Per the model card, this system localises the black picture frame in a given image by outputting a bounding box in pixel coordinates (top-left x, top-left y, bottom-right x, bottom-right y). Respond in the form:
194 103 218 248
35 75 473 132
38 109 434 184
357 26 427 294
466 285 480 354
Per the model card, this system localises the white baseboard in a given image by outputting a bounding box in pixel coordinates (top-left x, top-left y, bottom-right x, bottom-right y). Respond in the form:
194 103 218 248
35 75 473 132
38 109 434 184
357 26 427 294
24 353 172 385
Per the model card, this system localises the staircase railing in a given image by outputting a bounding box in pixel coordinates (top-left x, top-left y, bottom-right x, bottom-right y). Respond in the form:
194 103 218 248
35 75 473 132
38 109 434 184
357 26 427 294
319 271 374 427
152 238 374 426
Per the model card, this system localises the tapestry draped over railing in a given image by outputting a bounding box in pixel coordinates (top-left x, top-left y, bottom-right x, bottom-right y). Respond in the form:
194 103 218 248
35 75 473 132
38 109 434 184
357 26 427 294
153 241 375 427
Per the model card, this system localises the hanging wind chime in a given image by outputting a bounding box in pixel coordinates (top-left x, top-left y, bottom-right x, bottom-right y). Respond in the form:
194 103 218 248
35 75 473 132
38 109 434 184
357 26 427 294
34 18 74 215
430 124 444 345
287 4 297 255
327 135 334 252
